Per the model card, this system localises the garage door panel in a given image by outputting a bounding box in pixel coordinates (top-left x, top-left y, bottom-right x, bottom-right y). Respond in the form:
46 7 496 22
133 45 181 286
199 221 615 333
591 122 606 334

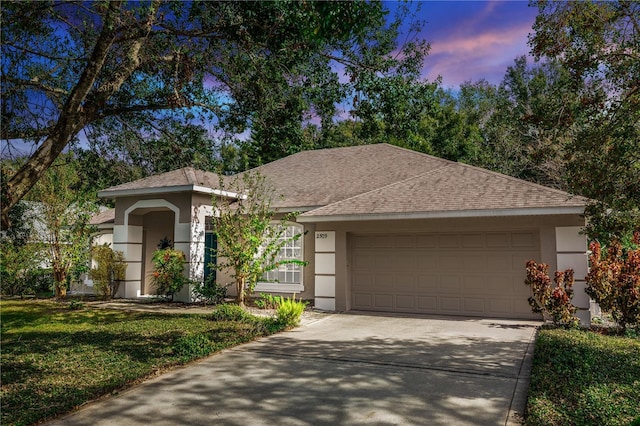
350 231 540 319
352 292 373 309
512 232 535 247
396 275 416 292
440 297 462 312
417 275 438 292
417 235 438 248
353 235 373 248
487 298 514 316
439 275 461 292
352 272 372 291
463 298 485 314
374 274 393 291
462 233 484 248
511 254 531 271
439 255 460 271
374 294 393 309
394 252 418 270
462 255 487 272
417 296 438 311
418 254 439 269
462 275 486 291
486 255 510 272
396 295 415 309
439 234 460 248
373 235 394 248
395 235 416 248
487 233 509 248
353 254 373 269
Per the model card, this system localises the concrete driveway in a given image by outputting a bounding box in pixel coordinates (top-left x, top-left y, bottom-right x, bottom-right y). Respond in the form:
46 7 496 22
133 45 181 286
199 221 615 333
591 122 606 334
48 312 539 426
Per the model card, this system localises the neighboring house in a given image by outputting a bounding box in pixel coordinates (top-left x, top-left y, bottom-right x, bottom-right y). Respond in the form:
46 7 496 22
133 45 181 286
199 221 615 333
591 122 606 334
96 144 592 323
75 207 116 294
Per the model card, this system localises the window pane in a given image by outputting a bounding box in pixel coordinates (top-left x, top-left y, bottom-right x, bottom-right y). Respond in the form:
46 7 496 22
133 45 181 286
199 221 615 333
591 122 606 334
260 223 303 284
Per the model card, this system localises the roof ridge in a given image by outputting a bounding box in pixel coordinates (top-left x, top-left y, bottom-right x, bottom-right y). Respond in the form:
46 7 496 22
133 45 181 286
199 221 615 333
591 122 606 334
183 167 197 184
307 163 455 214
381 143 455 166
450 161 588 201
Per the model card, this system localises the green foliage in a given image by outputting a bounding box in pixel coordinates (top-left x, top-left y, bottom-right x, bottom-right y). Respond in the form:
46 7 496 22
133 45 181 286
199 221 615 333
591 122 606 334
586 234 640 333
212 172 305 306
255 292 280 309
1 0 430 221
525 260 579 328
90 244 127 299
274 295 308 328
24 154 97 298
526 328 640 426
68 300 84 310
0 242 46 296
191 277 228 305
1 299 276 426
209 304 255 323
172 334 214 362
530 1 640 243
150 248 187 300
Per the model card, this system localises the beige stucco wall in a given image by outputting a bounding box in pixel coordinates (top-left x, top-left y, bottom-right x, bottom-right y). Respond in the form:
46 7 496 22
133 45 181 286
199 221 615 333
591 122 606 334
311 214 585 311
113 193 193 226
141 211 175 295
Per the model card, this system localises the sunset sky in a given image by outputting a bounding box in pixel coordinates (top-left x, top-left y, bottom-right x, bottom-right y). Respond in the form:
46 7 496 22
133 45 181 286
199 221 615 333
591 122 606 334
406 1 539 87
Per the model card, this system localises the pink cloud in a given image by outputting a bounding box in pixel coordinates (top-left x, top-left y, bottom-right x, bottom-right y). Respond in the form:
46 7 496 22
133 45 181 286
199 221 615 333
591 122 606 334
425 22 534 87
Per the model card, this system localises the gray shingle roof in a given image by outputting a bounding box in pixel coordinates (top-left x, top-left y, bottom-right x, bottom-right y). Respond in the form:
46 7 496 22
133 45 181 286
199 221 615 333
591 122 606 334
299 161 587 219
98 167 225 196
97 144 587 218
90 208 115 225
245 144 449 209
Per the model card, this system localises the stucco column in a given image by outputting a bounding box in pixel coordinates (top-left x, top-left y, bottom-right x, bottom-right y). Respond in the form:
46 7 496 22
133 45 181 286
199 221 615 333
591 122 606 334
314 231 336 311
555 226 590 326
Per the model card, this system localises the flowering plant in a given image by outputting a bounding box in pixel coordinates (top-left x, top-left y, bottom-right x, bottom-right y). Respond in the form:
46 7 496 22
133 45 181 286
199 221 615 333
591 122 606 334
151 248 187 300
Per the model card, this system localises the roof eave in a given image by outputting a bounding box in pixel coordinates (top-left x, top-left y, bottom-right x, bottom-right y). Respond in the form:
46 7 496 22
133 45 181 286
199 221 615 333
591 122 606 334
97 185 242 199
297 206 585 223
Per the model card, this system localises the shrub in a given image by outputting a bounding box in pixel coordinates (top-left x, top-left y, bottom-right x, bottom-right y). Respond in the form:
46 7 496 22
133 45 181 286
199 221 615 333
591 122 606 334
255 292 279 309
275 294 308 328
525 260 579 328
210 303 255 323
68 300 84 310
150 248 187 300
0 241 46 296
89 244 127 299
192 276 228 305
172 334 214 361
586 232 640 333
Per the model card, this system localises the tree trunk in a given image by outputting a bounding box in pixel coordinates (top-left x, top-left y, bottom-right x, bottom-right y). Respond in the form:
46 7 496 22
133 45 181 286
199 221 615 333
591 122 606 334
236 277 246 307
54 284 67 299
53 267 67 299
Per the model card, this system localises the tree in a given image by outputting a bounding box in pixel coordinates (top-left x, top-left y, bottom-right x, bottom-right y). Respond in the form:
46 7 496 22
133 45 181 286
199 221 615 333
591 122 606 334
530 0 640 242
478 57 581 189
212 172 304 307
90 244 127 299
1 1 429 224
586 234 640 333
25 154 97 297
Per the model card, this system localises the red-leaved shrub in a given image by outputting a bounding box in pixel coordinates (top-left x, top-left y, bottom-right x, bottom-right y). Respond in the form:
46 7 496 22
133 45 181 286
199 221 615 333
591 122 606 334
525 260 579 328
586 232 640 332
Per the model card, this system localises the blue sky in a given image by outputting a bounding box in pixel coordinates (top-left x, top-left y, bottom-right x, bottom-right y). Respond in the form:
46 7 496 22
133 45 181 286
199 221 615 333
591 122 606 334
402 1 539 87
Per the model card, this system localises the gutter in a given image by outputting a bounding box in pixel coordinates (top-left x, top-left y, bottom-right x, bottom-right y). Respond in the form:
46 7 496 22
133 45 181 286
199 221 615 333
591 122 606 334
296 206 585 223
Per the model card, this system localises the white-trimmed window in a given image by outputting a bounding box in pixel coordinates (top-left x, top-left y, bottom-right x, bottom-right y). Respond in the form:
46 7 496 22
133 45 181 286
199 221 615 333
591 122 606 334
256 222 304 293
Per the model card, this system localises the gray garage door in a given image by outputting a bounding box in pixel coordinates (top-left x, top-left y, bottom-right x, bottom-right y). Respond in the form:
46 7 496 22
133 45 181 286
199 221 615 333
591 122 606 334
350 232 540 319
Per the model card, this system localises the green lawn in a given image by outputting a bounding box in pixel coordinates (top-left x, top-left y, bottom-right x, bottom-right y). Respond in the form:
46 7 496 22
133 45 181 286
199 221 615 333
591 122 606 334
0 299 279 426
526 328 640 426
